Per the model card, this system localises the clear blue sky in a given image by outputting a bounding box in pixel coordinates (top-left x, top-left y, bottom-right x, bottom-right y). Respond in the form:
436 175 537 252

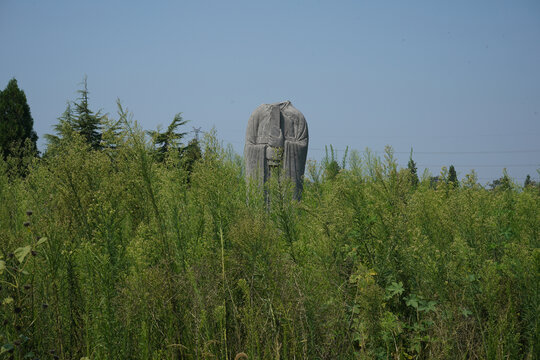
1 0 539 184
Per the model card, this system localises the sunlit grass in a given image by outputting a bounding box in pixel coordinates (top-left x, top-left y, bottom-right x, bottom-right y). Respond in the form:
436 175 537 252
0 122 538 359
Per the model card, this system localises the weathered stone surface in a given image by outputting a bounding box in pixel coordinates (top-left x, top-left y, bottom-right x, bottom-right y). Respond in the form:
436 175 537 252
244 101 308 199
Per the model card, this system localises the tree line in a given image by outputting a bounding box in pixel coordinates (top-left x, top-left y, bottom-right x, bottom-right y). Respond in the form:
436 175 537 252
1 77 538 188
0 77 201 177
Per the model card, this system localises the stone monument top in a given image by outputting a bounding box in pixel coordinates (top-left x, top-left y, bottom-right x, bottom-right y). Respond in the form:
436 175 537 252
244 101 308 199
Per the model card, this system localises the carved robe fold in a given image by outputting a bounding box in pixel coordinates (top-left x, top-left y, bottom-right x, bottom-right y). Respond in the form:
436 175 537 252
244 101 309 199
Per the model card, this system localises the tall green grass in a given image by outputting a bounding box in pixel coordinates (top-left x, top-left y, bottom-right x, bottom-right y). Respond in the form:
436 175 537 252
0 119 538 359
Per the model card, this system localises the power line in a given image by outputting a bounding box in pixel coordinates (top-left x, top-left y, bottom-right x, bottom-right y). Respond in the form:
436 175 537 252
365 162 538 169
308 148 540 154
409 150 540 154
218 137 540 155
322 133 540 139
412 164 539 168
217 139 540 167
477 178 529 180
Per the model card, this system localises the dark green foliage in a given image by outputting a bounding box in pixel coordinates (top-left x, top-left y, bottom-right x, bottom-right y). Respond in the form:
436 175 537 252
408 148 419 188
45 77 104 152
146 113 200 179
490 170 512 191
181 138 202 176
1 117 538 359
523 174 538 189
147 113 188 163
525 174 532 187
72 77 104 150
325 160 340 180
0 78 38 160
44 102 76 152
323 144 345 180
429 175 440 189
448 164 458 186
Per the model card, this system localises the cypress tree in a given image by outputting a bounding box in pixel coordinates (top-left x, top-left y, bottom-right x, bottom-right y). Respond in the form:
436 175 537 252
448 165 458 187
524 174 531 187
0 78 38 159
407 148 419 188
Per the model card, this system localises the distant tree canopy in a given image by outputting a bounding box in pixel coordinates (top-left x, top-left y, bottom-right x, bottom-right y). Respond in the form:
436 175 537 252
407 149 419 188
322 145 347 181
489 170 512 191
45 103 76 149
429 175 440 188
44 78 201 175
523 174 539 189
45 76 104 151
524 174 532 187
73 77 104 149
182 138 202 177
448 165 458 186
146 113 202 178
147 113 188 163
0 78 38 159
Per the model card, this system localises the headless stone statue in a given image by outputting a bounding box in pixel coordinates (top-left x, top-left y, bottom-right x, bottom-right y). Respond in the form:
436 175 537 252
244 101 309 199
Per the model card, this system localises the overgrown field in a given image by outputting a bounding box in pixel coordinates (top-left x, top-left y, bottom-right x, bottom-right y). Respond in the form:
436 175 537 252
1 121 538 359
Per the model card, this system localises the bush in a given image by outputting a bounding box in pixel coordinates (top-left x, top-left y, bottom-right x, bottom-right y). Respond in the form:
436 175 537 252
1 123 538 359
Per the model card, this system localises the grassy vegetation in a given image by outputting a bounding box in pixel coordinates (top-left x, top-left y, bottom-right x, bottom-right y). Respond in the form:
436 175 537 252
1 114 538 359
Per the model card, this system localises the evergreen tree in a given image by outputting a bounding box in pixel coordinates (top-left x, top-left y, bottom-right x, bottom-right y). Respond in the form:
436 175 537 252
0 78 38 159
429 176 440 189
407 148 419 188
523 174 538 188
44 102 77 151
448 165 458 187
147 113 188 162
45 77 104 152
72 76 103 150
490 170 511 191
322 145 341 180
524 174 531 187
182 138 202 180
100 114 123 151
